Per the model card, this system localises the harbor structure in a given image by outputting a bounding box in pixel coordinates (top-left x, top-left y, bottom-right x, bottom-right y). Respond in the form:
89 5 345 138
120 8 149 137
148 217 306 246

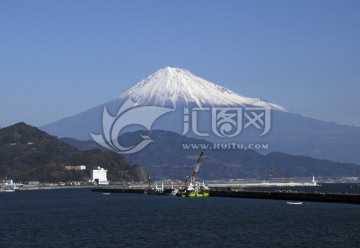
65 165 86 171
91 167 109 185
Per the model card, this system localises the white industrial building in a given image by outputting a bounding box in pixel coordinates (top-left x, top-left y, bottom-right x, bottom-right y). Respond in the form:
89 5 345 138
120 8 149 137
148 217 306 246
65 165 86 171
5 179 14 185
91 167 109 185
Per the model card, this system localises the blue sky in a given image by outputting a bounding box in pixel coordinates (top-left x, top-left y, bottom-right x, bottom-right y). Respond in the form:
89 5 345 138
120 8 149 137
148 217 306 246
0 0 359 127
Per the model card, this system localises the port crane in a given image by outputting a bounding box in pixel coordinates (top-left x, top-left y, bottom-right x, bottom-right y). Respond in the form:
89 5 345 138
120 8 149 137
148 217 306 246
175 152 204 190
176 151 209 197
190 151 204 184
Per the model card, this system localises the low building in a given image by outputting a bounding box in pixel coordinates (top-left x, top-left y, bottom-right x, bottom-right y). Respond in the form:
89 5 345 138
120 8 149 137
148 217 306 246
26 181 40 185
91 167 109 185
65 165 87 171
5 179 13 185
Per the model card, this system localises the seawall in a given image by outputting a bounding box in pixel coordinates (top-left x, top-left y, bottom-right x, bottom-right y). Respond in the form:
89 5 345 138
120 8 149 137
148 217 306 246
210 190 360 204
92 187 360 204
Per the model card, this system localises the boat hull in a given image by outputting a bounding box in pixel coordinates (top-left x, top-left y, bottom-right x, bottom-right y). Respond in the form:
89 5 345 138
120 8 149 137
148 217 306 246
177 191 210 197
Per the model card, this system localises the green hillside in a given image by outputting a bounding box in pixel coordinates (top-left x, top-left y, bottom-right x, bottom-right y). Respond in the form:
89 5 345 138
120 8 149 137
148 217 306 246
0 123 148 183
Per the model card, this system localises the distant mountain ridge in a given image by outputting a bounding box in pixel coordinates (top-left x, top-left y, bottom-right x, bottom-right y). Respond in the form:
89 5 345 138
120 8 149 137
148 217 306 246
0 123 148 182
62 130 360 180
41 67 360 165
41 67 287 140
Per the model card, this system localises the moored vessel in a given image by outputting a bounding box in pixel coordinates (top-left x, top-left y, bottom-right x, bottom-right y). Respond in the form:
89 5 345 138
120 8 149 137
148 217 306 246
0 187 16 193
176 152 210 197
286 201 303 205
145 181 165 195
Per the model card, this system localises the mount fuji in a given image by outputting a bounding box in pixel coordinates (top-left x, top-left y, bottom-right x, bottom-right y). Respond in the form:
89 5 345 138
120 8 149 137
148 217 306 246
123 67 286 111
41 67 360 165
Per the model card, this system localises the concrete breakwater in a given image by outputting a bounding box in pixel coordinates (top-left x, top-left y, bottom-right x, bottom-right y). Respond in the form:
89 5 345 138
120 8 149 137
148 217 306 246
210 190 360 204
92 186 360 204
92 187 145 194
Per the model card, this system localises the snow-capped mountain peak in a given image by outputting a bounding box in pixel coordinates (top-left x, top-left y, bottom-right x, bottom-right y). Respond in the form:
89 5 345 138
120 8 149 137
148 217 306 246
121 67 287 111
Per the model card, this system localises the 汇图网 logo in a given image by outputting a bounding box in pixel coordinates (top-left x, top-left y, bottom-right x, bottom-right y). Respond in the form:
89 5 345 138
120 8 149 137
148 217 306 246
90 99 174 154
182 107 271 137
91 100 271 154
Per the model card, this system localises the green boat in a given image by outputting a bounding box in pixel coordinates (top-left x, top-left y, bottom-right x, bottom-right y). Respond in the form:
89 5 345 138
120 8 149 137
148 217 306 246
176 152 210 198
176 182 210 197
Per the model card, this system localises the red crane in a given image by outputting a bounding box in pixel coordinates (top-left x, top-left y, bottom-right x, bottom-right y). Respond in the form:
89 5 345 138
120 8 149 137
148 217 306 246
190 151 204 184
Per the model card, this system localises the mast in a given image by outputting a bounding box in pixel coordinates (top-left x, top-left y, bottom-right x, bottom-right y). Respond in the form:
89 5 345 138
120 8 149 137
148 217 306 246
190 151 204 184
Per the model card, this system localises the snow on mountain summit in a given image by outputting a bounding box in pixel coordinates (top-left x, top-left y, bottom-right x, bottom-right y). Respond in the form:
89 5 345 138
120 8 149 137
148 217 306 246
121 67 287 111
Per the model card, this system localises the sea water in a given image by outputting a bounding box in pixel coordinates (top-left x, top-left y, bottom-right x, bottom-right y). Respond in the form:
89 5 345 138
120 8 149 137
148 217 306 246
0 185 359 247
